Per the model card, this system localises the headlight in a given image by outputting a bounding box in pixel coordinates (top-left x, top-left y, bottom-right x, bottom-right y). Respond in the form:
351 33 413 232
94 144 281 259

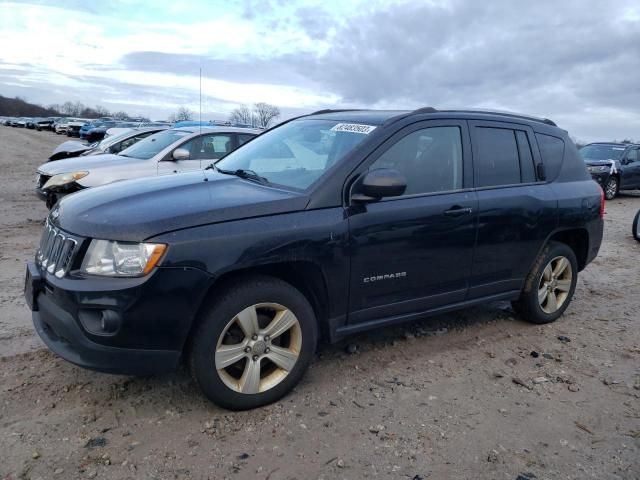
588 166 608 173
81 240 167 277
42 171 89 189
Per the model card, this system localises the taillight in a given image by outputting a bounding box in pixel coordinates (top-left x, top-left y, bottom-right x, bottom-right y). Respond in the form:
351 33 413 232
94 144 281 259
599 187 605 219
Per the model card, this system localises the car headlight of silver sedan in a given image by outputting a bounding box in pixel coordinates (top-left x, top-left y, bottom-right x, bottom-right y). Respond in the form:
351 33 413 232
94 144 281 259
42 171 89 190
81 240 167 277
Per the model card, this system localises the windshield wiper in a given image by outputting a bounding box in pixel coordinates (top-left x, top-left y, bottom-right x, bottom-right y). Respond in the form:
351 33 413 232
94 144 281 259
211 165 270 185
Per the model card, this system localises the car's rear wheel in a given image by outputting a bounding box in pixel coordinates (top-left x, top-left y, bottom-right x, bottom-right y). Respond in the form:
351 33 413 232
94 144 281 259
189 275 317 410
604 176 619 200
633 209 640 242
512 241 578 324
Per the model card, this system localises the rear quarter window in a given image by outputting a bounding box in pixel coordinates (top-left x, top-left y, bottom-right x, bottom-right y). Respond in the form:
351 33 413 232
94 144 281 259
535 134 565 180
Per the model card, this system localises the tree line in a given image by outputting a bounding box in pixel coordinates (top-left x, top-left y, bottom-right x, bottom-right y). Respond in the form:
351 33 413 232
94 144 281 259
166 103 281 128
2 94 282 128
0 95 131 120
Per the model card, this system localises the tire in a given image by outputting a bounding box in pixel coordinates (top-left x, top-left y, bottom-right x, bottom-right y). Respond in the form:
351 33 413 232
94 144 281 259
189 275 318 410
604 176 618 200
512 241 578 324
633 209 640 242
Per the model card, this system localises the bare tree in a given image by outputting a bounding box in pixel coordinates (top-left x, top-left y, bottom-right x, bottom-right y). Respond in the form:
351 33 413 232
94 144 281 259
94 105 110 117
228 103 280 127
168 106 194 123
228 104 254 125
61 101 74 115
253 102 280 128
112 111 129 120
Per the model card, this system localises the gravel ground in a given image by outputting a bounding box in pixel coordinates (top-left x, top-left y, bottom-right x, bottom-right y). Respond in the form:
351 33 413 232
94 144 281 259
0 127 639 480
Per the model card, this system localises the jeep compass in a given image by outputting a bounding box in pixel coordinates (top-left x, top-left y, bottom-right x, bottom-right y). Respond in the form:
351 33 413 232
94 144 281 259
25 108 604 410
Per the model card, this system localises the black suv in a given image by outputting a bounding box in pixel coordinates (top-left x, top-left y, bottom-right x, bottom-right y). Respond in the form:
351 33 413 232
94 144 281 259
25 108 604 410
579 142 640 199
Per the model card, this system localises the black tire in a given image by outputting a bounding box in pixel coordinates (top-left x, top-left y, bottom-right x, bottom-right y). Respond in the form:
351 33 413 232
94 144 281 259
604 176 618 200
512 241 578 324
633 209 640 242
189 275 318 410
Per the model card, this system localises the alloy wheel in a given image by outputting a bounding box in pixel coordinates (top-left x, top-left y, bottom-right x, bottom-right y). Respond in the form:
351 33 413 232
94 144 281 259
537 256 573 314
215 303 302 394
605 177 618 199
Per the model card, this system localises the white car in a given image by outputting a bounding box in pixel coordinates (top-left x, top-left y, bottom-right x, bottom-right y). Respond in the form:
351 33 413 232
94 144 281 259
54 118 72 134
48 127 169 161
36 126 259 208
66 118 91 137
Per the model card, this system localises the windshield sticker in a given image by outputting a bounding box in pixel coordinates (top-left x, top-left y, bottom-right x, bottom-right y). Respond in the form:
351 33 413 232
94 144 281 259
331 123 377 134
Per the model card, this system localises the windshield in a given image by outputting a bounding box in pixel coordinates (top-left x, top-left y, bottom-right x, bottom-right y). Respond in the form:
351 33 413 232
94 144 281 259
579 144 626 161
215 119 373 190
118 129 190 159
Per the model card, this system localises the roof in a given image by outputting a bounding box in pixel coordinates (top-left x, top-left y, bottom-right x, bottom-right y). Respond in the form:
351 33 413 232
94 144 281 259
306 107 557 127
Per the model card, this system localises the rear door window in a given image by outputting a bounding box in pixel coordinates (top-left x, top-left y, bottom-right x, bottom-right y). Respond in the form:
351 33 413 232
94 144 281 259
474 127 521 187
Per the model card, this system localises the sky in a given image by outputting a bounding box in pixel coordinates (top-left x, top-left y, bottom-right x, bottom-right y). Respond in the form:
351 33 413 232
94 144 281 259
0 0 639 142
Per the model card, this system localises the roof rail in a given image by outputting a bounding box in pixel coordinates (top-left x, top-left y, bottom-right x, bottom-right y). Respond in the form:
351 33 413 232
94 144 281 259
439 109 557 127
411 107 438 114
310 109 364 115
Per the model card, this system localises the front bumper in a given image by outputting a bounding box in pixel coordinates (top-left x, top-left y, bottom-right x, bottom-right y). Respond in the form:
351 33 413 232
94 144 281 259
34 183 84 208
588 170 610 188
25 261 212 375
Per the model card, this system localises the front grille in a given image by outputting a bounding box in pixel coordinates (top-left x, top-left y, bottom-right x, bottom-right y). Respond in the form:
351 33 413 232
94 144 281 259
36 220 80 278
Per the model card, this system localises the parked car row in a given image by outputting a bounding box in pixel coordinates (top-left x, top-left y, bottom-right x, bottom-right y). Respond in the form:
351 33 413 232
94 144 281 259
25 107 607 410
36 125 260 208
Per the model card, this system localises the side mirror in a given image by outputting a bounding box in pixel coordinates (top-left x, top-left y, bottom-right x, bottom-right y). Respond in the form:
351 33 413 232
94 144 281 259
172 148 190 161
353 168 407 202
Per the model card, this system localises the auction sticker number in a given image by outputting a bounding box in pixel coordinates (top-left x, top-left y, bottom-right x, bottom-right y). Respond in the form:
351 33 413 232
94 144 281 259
331 123 377 134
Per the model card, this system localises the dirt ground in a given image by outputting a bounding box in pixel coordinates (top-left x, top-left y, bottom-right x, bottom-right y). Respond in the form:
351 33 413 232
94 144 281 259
0 127 638 480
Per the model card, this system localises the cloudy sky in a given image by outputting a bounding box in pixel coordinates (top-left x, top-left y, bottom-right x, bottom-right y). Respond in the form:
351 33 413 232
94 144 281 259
1 0 639 141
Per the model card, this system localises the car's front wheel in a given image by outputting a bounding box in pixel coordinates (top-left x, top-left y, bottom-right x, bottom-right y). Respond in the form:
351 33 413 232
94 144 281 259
189 275 318 410
512 241 578 324
604 176 619 200
633 209 640 242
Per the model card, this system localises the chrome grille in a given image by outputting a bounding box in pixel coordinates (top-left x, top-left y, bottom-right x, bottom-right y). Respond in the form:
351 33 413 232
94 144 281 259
36 220 79 278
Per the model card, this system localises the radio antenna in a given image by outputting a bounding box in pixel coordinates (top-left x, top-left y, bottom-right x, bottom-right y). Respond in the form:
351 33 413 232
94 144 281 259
199 67 202 135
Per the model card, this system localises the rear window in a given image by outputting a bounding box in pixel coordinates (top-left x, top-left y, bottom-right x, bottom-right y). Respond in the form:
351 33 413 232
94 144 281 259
536 134 565 180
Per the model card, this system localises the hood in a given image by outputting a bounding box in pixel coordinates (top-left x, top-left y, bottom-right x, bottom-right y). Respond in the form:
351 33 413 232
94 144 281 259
584 159 619 167
38 153 143 175
53 170 308 241
49 140 94 160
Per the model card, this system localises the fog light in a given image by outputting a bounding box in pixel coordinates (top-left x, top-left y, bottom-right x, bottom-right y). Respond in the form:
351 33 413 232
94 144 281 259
100 310 121 333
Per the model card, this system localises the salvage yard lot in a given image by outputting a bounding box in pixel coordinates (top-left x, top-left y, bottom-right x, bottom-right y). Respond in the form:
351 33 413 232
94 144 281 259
1 127 639 479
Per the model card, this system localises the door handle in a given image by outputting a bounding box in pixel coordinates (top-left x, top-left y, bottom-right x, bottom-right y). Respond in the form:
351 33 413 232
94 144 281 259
444 206 473 217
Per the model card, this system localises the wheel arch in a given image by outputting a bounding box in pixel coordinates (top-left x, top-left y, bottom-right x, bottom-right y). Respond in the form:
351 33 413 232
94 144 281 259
187 260 331 349
546 228 590 271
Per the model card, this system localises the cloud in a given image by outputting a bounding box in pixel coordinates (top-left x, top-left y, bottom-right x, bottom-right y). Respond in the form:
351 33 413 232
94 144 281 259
1 0 639 140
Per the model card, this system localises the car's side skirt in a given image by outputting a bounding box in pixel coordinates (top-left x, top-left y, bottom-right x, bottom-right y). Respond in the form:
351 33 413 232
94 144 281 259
330 290 521 342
